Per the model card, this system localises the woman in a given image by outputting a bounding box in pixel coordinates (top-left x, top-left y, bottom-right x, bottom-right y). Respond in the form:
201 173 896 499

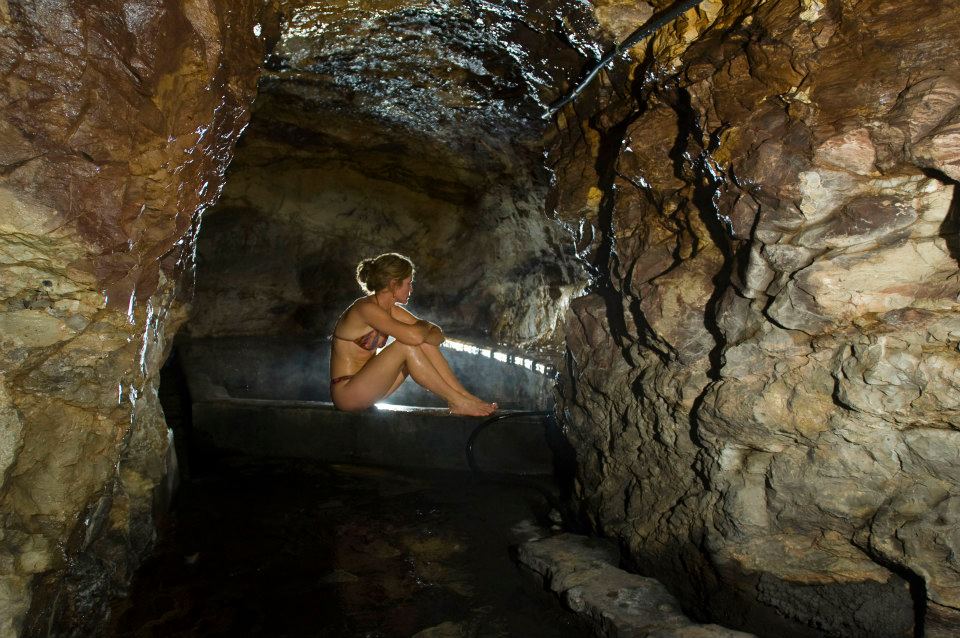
329 253 497 417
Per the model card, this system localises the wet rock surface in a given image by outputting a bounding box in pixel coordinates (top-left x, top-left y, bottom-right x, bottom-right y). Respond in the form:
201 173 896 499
106 458 583 638
0 1 269 634
551 0 960 636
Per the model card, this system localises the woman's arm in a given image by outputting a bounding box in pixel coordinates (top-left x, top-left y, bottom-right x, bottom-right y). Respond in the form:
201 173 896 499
391 305 445 346
395 308 444 346
354 301 431 345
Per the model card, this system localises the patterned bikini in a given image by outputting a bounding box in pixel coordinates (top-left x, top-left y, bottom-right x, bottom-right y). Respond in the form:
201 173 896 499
330 328 390 387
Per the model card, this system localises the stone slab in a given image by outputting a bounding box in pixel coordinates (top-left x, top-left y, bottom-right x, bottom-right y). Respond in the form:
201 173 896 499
192 398 554 474
517 534 756 638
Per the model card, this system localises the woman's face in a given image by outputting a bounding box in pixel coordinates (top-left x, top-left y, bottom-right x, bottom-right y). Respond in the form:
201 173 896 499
392 276 413 304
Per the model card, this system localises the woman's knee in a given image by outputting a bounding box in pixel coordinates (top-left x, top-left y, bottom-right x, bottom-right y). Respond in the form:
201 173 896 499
388 340 423 358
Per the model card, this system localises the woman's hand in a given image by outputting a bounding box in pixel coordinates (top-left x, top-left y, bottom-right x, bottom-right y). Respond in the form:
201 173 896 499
424 322 445 346
414 319 444 346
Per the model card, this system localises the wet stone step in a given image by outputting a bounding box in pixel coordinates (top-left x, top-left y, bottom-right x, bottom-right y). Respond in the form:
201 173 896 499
516 534 756 638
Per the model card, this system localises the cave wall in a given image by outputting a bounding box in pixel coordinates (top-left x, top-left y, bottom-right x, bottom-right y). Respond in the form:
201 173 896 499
553 0 960 635
186 129 582 350
0 1 269 634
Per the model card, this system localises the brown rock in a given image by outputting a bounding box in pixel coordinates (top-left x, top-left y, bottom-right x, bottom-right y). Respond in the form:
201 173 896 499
0 0 270 633
552 0 960 635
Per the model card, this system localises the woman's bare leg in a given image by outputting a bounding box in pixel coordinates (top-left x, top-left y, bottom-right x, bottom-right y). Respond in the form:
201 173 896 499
393 346 494 414
384 367 408 397
420 343 495 406
333 342 494 415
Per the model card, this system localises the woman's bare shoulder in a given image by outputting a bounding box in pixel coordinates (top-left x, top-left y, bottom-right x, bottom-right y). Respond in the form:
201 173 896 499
343 296 376 313
335 297 372 329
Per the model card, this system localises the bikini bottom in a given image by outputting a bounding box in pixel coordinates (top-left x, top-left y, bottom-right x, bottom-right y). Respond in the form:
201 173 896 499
330 375 354 388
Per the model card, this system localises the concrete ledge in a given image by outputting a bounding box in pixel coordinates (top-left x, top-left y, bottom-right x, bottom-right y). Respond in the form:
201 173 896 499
517 534 756 638
192 398 554 474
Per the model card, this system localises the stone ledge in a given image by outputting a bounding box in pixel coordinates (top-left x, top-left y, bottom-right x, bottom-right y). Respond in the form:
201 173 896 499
192 399 554 474
516 534 755 638
199 397 451 414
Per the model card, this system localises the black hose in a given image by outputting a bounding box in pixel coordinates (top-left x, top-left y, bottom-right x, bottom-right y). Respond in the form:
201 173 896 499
465 410 554 475
465 410 572 522
544 0 707 119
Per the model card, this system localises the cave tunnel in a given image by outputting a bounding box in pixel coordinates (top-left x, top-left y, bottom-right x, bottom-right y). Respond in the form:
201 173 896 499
2 0 960 637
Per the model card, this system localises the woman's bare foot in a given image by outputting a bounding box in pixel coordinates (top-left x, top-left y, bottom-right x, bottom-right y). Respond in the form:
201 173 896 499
458 391 499 414
449 397 497 417
458 389 485 404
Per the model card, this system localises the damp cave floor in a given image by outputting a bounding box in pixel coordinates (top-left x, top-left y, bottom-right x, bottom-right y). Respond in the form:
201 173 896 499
106 455 584 638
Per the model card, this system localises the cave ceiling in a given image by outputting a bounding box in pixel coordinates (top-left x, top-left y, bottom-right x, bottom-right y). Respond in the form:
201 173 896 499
245 0 605 203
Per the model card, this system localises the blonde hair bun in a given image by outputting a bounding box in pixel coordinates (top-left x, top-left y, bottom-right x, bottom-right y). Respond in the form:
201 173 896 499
355 253 415 294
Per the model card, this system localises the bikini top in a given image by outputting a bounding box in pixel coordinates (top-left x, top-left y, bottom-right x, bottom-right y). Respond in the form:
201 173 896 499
332 327 389 351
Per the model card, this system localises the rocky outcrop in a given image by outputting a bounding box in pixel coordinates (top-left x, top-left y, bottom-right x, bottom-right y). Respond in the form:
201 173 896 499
0 1 269 634
553 0 960 635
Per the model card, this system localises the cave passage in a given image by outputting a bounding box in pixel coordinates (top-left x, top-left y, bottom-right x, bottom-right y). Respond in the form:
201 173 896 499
100 1 594 634
6 1 960 637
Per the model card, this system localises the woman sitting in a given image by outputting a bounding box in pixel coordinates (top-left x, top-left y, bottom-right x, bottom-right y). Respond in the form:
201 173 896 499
329 253 497 417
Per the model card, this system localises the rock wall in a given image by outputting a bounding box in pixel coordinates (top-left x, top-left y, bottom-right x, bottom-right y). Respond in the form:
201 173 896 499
0 1 269 634
553 0 960 636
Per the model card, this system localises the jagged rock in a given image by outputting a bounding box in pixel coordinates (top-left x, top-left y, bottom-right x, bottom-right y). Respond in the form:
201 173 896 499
0 0 269 634
552 0 960 636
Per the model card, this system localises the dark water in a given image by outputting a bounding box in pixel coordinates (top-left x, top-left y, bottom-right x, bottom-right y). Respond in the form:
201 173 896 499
107 458 582 637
